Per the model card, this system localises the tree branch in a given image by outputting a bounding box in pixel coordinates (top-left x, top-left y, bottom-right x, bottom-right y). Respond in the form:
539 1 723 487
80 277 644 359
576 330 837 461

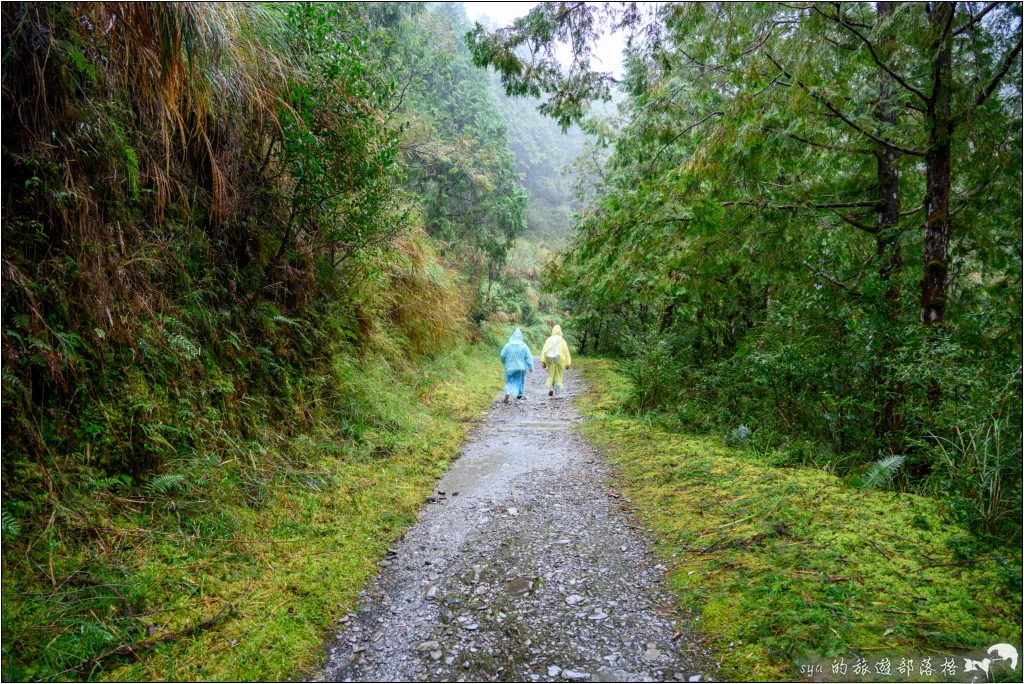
48 602 233 679
828 207 879 233
765 53 927 156
721 199 882 210
648 111 724 176
801 259 862 297
965 36 1023 113
788 133 874 155
952 1 1000 36
814 6 929 103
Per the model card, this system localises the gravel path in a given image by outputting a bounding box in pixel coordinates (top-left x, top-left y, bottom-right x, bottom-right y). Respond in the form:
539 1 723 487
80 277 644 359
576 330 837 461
318 360 712 683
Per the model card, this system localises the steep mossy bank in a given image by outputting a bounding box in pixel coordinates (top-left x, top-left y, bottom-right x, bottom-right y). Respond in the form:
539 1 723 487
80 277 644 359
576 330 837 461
573 358 1023 682
2 344 500 681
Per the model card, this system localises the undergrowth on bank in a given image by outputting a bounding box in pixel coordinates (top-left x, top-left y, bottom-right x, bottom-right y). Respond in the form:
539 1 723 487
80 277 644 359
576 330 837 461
574 358 1023 682
1 3 524 680
2 347 500 682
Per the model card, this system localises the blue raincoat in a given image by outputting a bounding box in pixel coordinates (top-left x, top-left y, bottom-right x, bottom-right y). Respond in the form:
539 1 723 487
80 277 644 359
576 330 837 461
500 328 534 398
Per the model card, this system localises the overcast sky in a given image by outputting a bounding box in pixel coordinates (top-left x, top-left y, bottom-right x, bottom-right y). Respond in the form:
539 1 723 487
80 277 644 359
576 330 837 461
462 2 627 78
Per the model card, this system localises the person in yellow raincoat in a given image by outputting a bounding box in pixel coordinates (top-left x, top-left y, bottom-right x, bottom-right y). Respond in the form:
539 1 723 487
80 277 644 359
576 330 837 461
541 324 571 397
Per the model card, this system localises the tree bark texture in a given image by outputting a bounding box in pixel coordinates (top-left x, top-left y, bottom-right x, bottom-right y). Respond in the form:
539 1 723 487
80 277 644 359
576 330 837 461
921 2 955 326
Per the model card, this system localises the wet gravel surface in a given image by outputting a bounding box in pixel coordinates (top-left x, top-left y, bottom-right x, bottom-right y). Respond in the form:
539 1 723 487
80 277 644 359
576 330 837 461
318 361 712 683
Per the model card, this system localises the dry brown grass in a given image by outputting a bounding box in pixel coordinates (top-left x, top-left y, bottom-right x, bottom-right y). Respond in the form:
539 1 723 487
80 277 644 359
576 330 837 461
387 229 468 356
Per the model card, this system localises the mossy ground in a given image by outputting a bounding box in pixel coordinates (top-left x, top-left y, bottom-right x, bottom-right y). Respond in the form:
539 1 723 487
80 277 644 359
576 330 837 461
573 358 1023 682
2 346 501 682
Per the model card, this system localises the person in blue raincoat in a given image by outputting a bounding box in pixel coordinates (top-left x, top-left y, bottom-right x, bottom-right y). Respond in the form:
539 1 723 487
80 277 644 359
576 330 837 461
500 327 534 403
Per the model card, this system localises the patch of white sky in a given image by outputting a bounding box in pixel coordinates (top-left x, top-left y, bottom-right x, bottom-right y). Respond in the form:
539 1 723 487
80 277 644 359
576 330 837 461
462 2 628 79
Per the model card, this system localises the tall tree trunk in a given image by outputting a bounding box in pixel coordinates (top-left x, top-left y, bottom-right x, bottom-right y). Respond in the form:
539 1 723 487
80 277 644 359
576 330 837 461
660 269 681 333
875 1 904 445
921 2 955 326
876 2 901 262
659 301 676 333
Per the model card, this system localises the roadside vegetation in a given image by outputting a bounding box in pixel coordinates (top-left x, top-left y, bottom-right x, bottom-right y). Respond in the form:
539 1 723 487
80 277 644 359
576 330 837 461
575 358 1022 681
5 347 499 682
0 3 531 680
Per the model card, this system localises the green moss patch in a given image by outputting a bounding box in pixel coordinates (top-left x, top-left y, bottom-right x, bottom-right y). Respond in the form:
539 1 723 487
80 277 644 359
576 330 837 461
574 358 1022 682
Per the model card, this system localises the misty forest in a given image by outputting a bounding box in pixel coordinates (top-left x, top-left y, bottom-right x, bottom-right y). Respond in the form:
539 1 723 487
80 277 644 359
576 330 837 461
1 2 1021 682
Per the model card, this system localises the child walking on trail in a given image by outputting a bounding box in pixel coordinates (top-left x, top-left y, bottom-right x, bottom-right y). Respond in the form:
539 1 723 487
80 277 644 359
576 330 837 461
500 327 534 403
541 324 571 397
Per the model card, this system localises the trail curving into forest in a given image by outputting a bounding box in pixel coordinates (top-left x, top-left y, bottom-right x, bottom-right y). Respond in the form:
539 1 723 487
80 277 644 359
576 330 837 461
319 361 712 683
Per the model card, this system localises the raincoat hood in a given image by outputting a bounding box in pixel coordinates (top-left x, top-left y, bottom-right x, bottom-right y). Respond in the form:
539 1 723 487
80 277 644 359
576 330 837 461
500 327 534 376
542 324 571 389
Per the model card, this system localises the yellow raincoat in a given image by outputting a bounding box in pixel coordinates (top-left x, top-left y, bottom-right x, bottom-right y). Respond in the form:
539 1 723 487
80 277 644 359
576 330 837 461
541 324 571 395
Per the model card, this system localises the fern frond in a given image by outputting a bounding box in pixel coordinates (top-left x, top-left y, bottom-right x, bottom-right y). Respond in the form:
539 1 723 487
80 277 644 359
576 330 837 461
168 333 201 360
146 474 187 496
726 424 751 446
1 512 19 540
863 454 905 489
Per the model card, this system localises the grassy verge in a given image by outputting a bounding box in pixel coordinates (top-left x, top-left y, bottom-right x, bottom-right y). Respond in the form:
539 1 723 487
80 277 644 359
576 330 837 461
573 358 1022 682
2 346 501 682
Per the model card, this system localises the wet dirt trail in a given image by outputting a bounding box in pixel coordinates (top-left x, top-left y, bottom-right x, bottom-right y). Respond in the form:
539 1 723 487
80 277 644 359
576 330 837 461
319 360 711 683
